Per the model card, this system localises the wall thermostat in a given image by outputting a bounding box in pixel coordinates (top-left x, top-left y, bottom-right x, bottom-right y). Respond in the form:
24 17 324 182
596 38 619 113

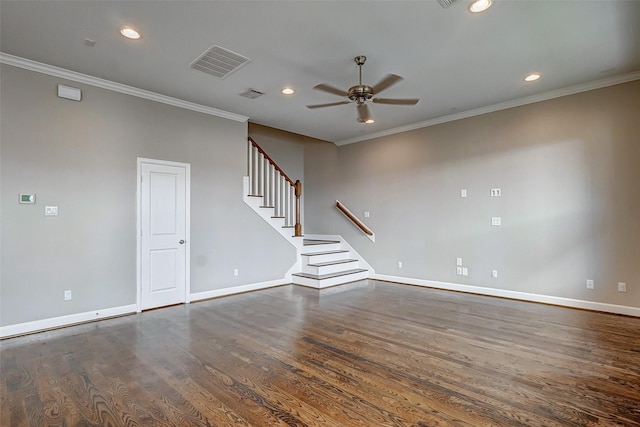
19 193 35 204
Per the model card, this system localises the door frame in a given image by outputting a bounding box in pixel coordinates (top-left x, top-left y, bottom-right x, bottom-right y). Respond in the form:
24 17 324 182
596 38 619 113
136 157 191 312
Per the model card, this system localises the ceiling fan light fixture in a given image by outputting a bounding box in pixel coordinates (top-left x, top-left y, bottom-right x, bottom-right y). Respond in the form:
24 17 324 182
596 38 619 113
120 26 141 40
469 0 492 13
281 87 294 95
365 119 375 124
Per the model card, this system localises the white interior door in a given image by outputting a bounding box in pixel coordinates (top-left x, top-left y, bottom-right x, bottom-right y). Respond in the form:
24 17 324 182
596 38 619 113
139 160 190 310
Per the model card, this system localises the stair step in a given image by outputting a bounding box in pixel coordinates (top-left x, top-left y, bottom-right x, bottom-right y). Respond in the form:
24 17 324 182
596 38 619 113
301 249 349 257
292 269 367 281
292 269 369 289
303 239 340 246
308 259 358 267
303 258 360 276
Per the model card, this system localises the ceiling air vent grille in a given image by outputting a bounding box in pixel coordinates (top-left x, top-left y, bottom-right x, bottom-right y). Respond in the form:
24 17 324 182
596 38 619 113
437 0 460 8
189 45 251 79
240 89 265 99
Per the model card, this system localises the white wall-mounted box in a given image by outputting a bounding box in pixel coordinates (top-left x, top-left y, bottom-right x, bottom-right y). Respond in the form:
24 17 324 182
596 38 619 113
58 84 82 101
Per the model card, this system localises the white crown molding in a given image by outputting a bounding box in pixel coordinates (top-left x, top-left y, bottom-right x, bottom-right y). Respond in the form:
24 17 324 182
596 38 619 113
0 53 249 123
337 70 640 146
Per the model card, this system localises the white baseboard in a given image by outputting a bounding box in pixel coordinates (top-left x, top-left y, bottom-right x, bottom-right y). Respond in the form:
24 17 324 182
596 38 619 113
189 278 288 302
0 304 138 339
375 274 640 317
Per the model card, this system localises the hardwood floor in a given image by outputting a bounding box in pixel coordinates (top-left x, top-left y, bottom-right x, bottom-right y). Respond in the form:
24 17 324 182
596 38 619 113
1 280 639 426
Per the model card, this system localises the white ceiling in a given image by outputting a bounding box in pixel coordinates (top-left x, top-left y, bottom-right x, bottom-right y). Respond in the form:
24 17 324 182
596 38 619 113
2 1 639 145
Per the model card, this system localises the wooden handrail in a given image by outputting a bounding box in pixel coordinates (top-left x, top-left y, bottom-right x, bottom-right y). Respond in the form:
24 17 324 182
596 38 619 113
336 200 373 236
249 137 295 186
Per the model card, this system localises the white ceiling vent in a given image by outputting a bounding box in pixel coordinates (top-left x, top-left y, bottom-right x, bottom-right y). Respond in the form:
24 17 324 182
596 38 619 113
240 89 265 99
190 45 251 79
437 0 460 8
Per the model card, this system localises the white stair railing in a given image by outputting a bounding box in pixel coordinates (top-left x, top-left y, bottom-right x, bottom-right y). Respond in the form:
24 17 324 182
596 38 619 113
248 137 302 236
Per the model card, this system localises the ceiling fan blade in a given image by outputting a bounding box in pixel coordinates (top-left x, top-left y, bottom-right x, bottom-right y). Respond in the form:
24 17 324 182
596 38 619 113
372 98 419 105
306 101 351 109
313 83 348 97
357 104 373 123
371 74 403 94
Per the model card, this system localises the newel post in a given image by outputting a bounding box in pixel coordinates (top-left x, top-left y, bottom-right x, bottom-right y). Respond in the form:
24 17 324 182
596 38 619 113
294 180 302 237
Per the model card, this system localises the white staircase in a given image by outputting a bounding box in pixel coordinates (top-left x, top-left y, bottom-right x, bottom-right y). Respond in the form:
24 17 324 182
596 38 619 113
292 239 369 288
244 137 372 289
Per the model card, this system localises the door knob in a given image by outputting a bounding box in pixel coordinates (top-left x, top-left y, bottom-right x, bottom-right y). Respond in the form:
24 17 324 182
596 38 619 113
179 240 185 244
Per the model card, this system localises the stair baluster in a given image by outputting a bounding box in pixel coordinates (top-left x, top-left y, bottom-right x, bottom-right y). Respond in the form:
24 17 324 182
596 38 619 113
248 137 302 236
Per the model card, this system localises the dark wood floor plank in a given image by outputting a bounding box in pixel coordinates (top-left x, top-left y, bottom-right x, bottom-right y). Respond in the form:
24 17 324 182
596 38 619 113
2 280 640 426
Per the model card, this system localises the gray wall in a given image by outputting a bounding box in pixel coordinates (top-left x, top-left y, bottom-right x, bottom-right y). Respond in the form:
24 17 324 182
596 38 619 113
1 64 296 326
305 81 640 308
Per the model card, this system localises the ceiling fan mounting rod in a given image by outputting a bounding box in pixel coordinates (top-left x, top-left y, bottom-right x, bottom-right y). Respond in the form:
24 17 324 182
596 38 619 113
354 55 366 85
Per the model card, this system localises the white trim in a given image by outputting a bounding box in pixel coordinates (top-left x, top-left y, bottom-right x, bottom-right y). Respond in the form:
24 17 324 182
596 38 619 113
374 274 640 317
336 71 640 146
190 279 288 302
0 53 248 123
137 158 191 311
0 304 137 339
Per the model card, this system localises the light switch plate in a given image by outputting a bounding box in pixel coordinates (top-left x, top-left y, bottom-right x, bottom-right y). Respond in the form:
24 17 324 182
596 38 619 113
45 206 58 216
456 257 463 266
490 188 501 197
461 189 467 198
462 267 469 276
491 217 501 226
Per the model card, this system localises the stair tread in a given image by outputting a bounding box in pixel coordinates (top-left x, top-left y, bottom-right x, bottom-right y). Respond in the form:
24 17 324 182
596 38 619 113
303 239 340 245
292 269 367 280
308 259 358 267
301 249 349 256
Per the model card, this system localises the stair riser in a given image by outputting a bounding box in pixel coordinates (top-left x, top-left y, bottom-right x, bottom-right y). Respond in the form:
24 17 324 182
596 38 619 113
302 252 350 265
303 261 360 276
292 271 369 289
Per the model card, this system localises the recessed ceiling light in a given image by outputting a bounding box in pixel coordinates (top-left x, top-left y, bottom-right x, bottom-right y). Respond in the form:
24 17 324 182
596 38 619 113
469 0 492 13
524 73 541 82
120 27 141 40
281 88 294 95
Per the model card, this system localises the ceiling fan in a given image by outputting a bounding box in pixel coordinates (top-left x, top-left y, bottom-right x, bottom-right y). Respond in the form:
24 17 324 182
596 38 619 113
307 55 419 124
